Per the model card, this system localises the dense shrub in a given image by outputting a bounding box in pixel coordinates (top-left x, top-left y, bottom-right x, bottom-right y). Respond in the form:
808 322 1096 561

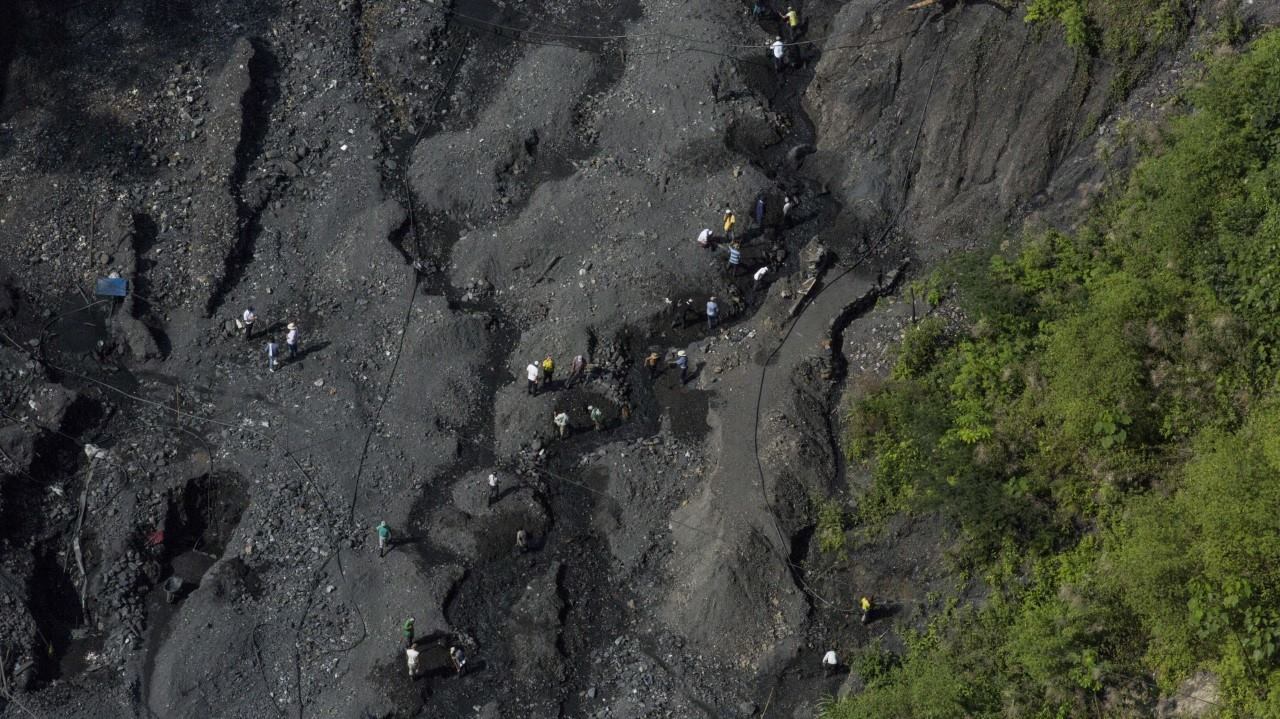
828 31 1280 718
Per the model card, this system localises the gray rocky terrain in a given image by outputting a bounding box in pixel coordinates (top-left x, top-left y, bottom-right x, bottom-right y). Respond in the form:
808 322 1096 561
1 0 1271 717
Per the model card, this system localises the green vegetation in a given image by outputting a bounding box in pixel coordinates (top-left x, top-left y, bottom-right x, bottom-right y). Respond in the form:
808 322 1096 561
1024 0 1193 115
815 495 849 556
1024 0 1190 57
826 31 1280 718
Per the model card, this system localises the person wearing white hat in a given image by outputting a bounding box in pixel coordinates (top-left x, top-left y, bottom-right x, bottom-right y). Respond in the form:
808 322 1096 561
706 296 719 332
722 209 737 242
771 37 786 74
285 322 300 360
526 361 542 395
675 350 689 384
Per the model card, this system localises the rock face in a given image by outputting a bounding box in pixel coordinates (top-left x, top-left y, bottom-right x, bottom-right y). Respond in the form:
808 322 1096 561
806 2 1112 256
102 205 163 361
187 37 258 316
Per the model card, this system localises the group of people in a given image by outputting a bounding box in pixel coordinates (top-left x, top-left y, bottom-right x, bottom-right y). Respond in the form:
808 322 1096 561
755 0 804 73
551 402 609 438
644 348 692 384
525 353 587 395
380 473 524 682
819 596 878 677
240 306 302 373
402 618 468 679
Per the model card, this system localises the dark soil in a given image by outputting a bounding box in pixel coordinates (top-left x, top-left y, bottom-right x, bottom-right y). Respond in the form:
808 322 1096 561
0 0 1243 716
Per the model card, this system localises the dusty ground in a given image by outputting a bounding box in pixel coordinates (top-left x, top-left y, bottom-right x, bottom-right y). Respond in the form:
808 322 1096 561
1 0 1268 717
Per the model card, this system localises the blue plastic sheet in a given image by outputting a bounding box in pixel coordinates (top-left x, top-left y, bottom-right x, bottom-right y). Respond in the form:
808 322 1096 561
94 278 128 297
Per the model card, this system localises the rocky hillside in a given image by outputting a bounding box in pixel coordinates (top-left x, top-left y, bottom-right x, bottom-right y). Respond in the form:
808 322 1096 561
0 0 1270 717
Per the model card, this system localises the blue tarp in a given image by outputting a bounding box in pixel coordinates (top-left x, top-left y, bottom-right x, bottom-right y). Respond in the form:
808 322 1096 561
94 278 128 297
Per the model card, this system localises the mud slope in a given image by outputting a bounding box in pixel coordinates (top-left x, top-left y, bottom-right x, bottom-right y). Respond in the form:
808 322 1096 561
0 0 1238 717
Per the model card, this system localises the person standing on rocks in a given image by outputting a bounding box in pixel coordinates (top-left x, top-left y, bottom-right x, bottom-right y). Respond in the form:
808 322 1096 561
771 37 786 74
527 361 542 395
722 208 737 242
589 404 604 431
402 617 415 648
286 322 300 361
406 642 421 679
553 410 570 438
515 528 529 553
860 595 874 625
242 306 256 340
676 350 689 384
728 243 743 275
645 351 662 378
266 337 280 373
541 355 555 390
706 296 719 332
781 6 800 40
376 520 391 558
783 194 798 226
754 193 767 226
567 354 586 388
487 473 500 507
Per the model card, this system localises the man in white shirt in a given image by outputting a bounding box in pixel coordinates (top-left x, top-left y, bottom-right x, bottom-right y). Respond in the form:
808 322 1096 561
553 410 570 438
526 362 541 395
286 322 300 360
406 642 421 678
242 306 256 340
822 649 839 677
771 37 786 73
696 228 714 249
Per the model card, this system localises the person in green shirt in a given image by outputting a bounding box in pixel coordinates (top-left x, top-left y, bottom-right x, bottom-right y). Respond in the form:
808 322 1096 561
402 617 415 648
377 521 391 558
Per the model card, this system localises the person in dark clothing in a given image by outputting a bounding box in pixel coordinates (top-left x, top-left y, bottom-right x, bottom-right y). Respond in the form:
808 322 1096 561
566 354 587 388
676 350 689 384
645 351 662 378
487 473 500 507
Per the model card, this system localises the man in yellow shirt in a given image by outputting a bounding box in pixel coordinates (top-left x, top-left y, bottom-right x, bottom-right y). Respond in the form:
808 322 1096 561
782 6 800 40
723 208 737 242
540 355 555 390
